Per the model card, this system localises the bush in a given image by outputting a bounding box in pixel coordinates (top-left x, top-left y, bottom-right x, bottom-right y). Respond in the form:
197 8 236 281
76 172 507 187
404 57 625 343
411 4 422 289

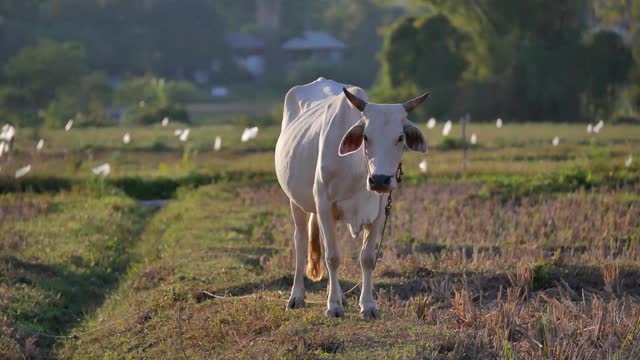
114 75 197 108
114 75 197 126
150 138 172 152
439 137 466 150
128 103 190 126
163 80 199 103
532 261 555 291
0 86 38 126
42 72 114 128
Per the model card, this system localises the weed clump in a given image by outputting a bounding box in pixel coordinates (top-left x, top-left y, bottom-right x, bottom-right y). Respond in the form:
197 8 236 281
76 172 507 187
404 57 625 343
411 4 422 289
532 261 555 291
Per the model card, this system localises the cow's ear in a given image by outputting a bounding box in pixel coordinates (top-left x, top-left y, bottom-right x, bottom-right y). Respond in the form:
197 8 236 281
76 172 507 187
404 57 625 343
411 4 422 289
339 123 365 156
403 121 427 153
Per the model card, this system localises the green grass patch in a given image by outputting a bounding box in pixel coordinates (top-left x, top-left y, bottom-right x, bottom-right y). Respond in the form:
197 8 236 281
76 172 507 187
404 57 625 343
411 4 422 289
56 185 493 359
0 193 147 357
56 184 290 358
479 166 639 200
0 171 277 200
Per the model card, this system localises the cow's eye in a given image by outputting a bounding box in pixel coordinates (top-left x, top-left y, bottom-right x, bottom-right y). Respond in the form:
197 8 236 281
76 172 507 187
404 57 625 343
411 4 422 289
363 135 368 142
398 135 404 143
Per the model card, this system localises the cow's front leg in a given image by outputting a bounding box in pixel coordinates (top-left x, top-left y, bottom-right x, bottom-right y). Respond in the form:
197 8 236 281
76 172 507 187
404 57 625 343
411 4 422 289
317 201 344 318
359 211 385 319
287 201 308 309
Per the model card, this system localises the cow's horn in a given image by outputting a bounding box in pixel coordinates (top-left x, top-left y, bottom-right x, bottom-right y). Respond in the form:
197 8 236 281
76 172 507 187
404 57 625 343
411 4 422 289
343 88 367 112
403 92 430 113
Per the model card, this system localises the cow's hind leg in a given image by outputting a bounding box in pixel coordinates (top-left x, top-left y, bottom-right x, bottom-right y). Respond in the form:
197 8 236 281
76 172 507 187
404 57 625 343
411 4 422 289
288 201 308 309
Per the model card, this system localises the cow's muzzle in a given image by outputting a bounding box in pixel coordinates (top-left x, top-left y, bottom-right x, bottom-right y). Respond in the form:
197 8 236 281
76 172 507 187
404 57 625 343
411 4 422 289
368 174 393 193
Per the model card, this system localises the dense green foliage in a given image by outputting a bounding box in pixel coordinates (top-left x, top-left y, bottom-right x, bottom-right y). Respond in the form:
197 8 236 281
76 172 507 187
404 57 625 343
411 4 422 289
584 31 635 118
113 76 197 125
374 15 468 117
375 0 638 121
0 40 105 126
0 0 638 125
0 41 201 127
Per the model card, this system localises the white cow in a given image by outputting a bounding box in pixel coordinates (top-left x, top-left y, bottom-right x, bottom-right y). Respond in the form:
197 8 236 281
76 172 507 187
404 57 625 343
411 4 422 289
275 78 428 318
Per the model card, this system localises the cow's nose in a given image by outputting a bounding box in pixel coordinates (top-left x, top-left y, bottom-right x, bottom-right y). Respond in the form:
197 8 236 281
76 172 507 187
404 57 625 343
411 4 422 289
368 174 393 190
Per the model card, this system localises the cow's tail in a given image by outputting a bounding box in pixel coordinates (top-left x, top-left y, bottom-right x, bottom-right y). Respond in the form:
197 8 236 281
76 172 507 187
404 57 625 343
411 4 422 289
306 213 323 281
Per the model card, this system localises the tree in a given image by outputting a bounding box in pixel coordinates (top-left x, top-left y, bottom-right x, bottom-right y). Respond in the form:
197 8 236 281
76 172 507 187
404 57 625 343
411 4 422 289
4 40 88 108
38 0 229 77
374 15 469 117
591 0 639 58
42 72 114 128
145 0 227 76
113 76 194 125
583 31 634 118
323 0 404 87
0 0 44 64
388 0 617 121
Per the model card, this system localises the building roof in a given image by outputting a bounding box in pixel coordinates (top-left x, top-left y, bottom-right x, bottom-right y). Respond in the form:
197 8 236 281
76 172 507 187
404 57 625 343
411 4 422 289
282 31 346 50
224 32 265 50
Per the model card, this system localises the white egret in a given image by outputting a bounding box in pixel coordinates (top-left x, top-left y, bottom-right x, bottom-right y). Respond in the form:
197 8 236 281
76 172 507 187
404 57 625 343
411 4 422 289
419 159 428 173
15 164 31 178
241 127 259 142
0 124 16 140
179 128 190 142
92 163 111 176
593 120 604 133
442 121 452 136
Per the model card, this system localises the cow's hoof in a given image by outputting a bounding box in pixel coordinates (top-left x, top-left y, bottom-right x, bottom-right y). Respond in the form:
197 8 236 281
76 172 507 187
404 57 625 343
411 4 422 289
360 307 380 320
287 296 305 309
325 307 345 318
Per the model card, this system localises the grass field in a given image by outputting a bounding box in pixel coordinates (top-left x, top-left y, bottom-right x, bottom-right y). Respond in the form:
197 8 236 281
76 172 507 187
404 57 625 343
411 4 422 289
1 122 638 179
1 121 639 359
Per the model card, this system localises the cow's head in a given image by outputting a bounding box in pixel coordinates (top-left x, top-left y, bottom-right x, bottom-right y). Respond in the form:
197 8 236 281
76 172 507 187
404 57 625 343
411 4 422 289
339 88 428 193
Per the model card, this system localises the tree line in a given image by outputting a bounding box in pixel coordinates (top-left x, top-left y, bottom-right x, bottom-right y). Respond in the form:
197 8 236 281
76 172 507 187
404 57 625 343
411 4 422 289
0 0 637 127
373 0 638 122
0 0 397 127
